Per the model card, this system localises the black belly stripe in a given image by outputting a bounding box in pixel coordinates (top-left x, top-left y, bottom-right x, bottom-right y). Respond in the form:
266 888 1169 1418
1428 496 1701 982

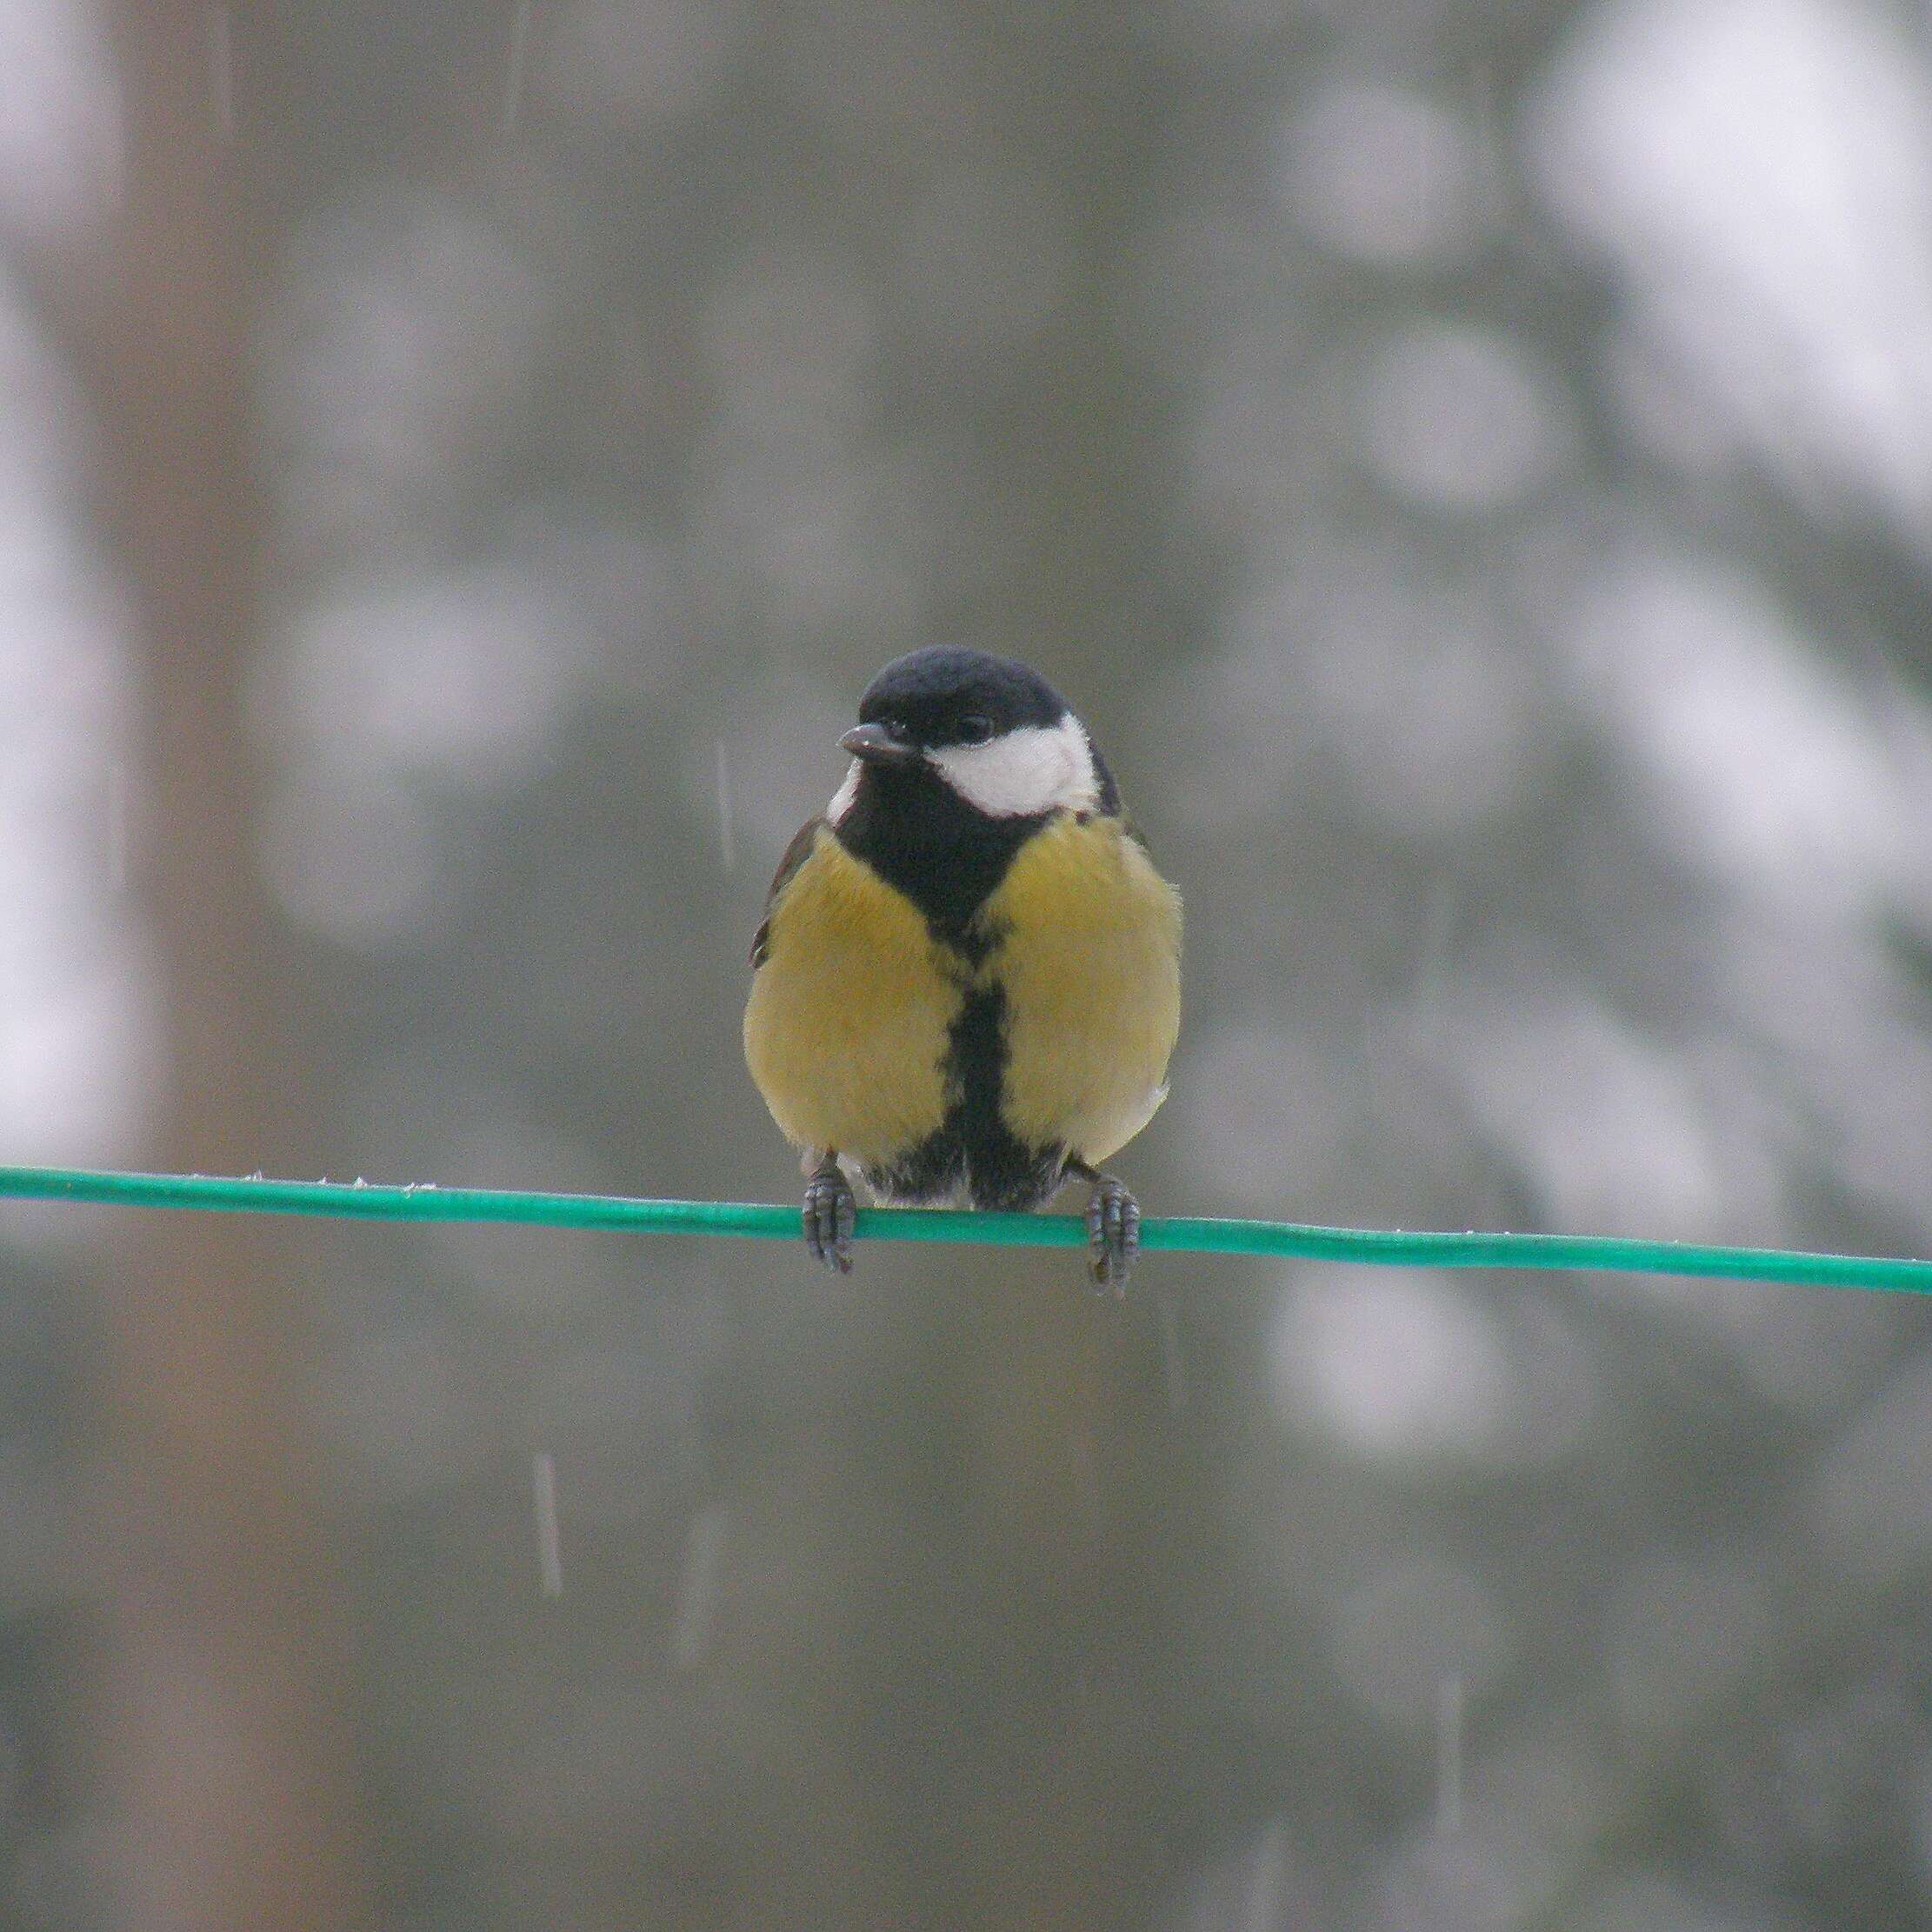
864 976 1065 1211
948 983 1061 1209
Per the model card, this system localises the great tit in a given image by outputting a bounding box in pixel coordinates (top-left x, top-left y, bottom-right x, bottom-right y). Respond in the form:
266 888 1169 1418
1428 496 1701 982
743 647 1182 1289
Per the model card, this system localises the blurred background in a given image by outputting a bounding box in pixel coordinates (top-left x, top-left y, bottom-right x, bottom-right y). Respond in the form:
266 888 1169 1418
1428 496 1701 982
4 0 1932 1926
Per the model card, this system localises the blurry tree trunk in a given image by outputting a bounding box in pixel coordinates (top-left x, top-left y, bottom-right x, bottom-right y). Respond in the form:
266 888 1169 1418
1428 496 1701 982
78 10 370 1929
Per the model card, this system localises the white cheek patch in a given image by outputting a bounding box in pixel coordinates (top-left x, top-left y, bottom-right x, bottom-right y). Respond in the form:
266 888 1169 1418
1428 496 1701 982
827 759 863 824
928 715 1100 818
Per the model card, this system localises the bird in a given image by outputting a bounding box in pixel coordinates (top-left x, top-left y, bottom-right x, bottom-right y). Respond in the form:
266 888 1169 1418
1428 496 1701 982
743 646 1181 1289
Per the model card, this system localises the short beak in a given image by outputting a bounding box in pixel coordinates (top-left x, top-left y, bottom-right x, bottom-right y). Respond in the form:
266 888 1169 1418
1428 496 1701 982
839 722 922 769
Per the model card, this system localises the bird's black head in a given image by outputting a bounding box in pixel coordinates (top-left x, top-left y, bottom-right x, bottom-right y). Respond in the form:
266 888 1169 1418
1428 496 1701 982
836 646 1114 820
827 647 1119 943
853 647 1069 753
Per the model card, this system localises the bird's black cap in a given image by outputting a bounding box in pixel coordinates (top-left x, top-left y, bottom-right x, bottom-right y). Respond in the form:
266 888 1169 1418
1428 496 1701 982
857 647 1069 748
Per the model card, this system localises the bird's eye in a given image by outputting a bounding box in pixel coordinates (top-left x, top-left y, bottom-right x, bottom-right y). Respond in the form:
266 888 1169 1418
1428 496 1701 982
956 715 995 746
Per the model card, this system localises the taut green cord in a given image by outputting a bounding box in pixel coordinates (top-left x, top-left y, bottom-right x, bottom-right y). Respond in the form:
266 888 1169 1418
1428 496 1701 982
2 1164 1929 1294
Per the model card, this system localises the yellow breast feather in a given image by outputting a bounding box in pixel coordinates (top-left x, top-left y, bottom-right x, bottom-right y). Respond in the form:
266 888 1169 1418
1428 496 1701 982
982 814 1183 1165
743 829 962 1165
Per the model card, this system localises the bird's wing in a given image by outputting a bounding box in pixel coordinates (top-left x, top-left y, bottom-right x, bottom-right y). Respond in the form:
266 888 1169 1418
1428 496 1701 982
749 816 826 969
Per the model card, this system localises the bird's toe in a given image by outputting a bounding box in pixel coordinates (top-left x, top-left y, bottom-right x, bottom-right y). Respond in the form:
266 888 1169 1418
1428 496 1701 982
803 1164 856 1274
1084 1174 1140 1296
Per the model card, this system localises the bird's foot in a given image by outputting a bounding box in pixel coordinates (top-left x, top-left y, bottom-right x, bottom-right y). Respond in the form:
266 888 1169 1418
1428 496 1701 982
803 1158 856 1274
1072 1164 1140 1295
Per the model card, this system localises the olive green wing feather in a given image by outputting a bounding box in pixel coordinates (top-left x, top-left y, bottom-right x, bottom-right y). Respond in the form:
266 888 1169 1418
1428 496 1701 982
749 817 825 969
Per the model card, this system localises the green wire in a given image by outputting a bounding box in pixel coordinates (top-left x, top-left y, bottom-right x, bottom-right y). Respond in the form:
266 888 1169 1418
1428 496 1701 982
3 1163 1929 1293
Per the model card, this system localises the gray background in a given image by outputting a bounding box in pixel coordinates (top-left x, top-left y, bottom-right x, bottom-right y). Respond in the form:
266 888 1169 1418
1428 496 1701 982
4 0 1932 1926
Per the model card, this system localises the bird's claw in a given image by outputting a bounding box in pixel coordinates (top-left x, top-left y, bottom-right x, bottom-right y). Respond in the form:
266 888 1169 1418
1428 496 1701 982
803 1163 856 1274
1084 1174 1140 1295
